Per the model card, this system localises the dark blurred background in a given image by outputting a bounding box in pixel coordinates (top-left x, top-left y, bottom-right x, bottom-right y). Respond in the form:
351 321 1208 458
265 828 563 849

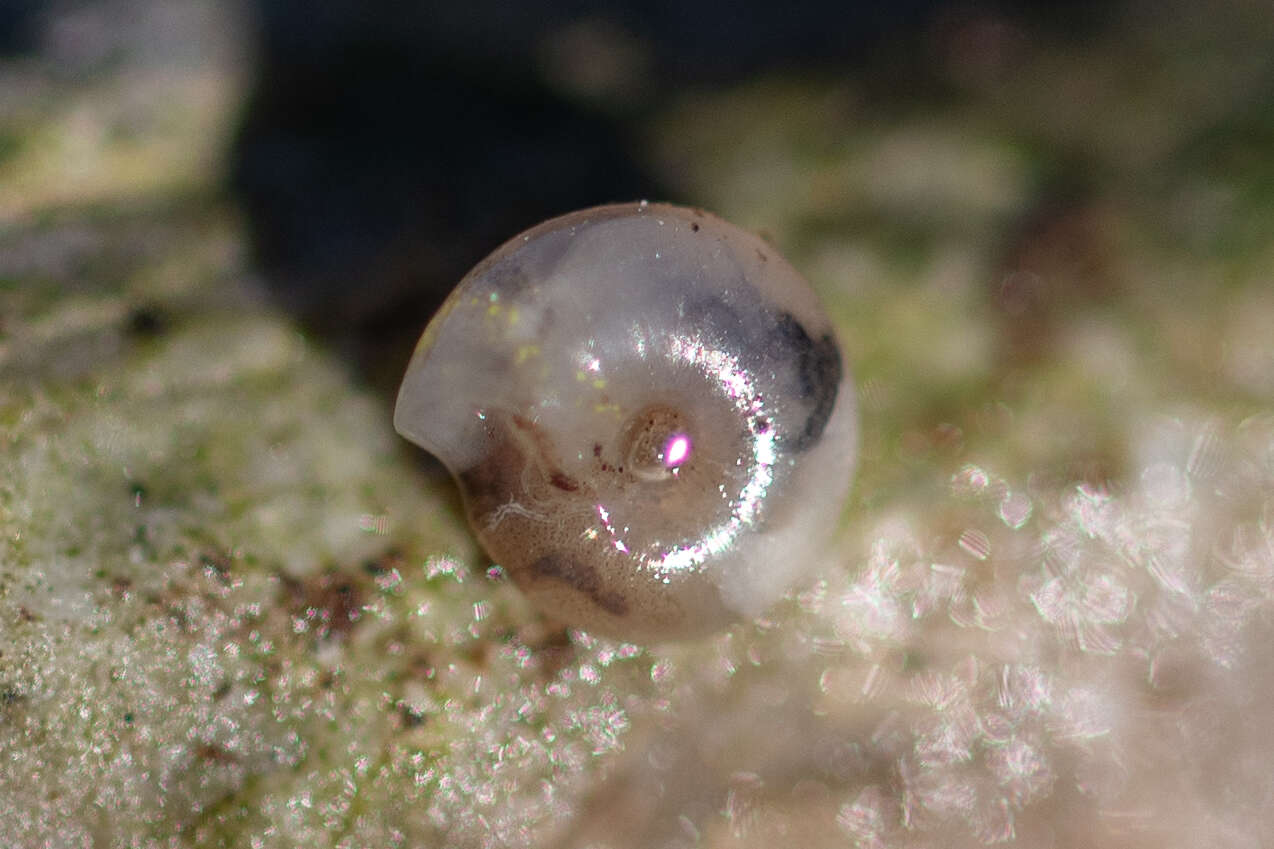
0 0 1118 390
0 0 1118 386
217 0 1106 389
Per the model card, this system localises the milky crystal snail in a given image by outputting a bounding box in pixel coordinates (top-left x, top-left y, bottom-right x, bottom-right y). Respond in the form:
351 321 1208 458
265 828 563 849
394 203 858 642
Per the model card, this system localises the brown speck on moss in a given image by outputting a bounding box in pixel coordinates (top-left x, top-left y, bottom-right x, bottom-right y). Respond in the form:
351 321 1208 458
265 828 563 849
458 640 492 668
125 304 168 338
110 576 133 599
994 195 1122 363
407 654 436 680
400 703 428 727
194 743 238 765
283 570 365 641
363 548 406 575
199 548 232 580
514 623 576 679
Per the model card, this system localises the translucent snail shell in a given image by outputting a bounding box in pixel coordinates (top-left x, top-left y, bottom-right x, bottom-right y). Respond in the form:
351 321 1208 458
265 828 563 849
395 203 857 642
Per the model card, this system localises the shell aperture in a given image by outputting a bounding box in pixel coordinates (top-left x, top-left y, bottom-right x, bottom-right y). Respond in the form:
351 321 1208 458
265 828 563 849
394 203 857 642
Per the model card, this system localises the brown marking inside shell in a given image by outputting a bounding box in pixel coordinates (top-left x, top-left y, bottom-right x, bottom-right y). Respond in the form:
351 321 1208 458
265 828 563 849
450 409 704 639
530 553 630 616
456 431 522 520
550 471 579 491
510 413 580 494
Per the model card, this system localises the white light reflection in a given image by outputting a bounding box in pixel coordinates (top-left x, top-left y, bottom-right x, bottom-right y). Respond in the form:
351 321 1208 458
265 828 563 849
651 334 776 573
596 504 630 554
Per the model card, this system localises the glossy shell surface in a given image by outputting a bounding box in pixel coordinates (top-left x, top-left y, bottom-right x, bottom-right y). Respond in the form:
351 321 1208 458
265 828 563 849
395 203 857 642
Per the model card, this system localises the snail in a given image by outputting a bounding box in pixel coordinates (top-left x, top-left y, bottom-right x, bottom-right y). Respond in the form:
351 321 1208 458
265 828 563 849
395 202 857 642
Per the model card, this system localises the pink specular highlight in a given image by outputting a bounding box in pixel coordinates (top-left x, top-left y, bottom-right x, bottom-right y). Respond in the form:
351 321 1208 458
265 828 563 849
663 433 692 468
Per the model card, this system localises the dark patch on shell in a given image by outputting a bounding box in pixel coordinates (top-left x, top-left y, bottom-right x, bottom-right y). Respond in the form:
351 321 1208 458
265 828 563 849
460 411 555 510
772 312 841 451
481 260 532 300
457 425 521 519
530 553 629 616
683 292 748 347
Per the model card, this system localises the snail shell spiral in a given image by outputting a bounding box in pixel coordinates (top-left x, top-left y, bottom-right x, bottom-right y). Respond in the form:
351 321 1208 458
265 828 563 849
395 203 857 642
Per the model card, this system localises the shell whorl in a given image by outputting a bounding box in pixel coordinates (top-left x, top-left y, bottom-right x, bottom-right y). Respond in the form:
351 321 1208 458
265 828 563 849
395 203 857 642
